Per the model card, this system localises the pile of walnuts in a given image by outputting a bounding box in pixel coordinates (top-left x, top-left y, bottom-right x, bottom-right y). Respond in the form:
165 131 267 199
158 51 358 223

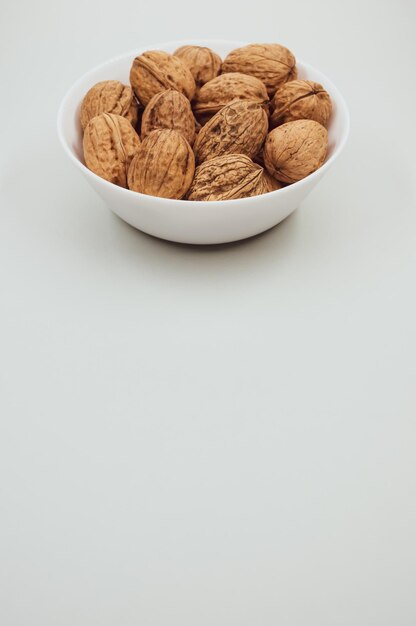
81 43 332 201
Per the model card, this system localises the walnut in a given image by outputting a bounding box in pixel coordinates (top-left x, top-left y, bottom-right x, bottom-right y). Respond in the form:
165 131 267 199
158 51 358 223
252 150 283 191
128 129 194 199
193 100 268 164
80 80 139 131
141 89 196 145
264 120 328 183
193 72 268 124
129 50 196 107
271 80 332 128
187 154 269 201
253 149 266 169
222 43 297 96
262 170 284 192
174 45 222 88
83 113 141 187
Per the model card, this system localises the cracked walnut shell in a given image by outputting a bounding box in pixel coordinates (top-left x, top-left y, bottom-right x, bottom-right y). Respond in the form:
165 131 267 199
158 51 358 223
128 129 195 199
83 113 141 187
193 72 268 124
141 89 196 145
193 100 268 164
222 43 297 96
264 120 328 184
130 50 196 107
187 154 269 201
174 45 222 88
80 80 139 131
271 80 332 128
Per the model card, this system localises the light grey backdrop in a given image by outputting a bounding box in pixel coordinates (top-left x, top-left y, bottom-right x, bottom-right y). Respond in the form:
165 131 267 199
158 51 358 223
1 1 415 625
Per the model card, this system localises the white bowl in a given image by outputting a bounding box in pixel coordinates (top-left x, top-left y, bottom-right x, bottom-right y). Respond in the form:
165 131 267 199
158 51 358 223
57 39 350 245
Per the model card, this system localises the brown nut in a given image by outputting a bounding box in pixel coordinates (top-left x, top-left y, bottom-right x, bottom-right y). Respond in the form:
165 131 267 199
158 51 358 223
253 148 266 169
271 80 332 128
174 45 222 88
222 43 297 96
83 113 141 187
128 129 194 199
187 154 269 201
262 170 284 192
141 89 196 145
130 50 196 107
80 80 139 131
193 100 268 164
264 120 328 184
252 150 284 191
193 72 268 124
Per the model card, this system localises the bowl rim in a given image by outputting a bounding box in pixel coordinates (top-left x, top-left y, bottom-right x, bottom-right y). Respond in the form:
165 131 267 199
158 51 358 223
57 38 350 207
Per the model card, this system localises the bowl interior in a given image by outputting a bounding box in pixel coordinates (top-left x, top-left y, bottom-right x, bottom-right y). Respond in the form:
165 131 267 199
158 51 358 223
58 39 349 181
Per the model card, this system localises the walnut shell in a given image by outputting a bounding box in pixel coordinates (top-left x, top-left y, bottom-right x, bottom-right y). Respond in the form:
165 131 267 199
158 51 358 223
83 113 141 187
253 150 283 191
130 50 196 107
174 45 222 88
193 72 269 124
262 170 284 192
80 80 139 131
141 89 196 145
187 154 269 201
222 44 297 96
264 120 328 184
253 150 265 169
271 80 332 128
193 100 268 165
128 129 194 199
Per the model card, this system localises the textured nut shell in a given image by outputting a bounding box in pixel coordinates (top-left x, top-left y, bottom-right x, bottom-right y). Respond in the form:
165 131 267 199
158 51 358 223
222 44 297 96
83 113 141 187
193 72 268 123
130 51 196 107
174 45 222 88
264 120 328 184
80 80 139 131
141 90 196 145
271 80 332 128
128 129 194 199
187 154 268 201
253 149 266 169
262 170 284 192
194 100 268 164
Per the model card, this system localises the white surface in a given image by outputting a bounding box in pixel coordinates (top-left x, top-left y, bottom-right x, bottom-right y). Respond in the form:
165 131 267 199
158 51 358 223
1 1 416 625
58 42 349 244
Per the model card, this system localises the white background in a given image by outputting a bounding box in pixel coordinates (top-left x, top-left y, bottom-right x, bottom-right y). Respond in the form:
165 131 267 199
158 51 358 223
1 1 416 624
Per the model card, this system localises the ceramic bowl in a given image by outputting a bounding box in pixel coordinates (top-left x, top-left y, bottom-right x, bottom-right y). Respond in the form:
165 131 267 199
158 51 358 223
57 39 350 244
